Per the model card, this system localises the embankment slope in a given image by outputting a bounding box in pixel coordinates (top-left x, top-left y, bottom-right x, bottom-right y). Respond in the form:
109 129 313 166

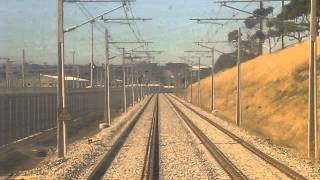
187 38 320 157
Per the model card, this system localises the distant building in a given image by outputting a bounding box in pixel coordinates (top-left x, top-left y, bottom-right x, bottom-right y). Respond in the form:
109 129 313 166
23 74 90 88
38 74 90 88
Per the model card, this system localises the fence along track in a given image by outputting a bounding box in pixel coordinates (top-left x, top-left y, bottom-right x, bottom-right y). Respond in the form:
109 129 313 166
169 94 307 180
165 94 248 180
87 95 155 180
141 94 160 180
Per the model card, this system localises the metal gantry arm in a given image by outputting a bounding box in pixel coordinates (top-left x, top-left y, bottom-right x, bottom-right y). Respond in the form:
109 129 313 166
220 3 307 29
214 0 289 2
131 50 163 54
102 18 152 21
184 50 211 53
65 0 135 2
64 4 125 33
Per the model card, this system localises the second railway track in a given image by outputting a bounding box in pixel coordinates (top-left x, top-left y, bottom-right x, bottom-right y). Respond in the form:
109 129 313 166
165 95 248 180
166 94 307 180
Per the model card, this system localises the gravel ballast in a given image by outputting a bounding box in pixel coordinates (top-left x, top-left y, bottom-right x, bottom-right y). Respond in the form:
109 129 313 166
14 97 151 180
160 94 229 179
12 93 320 179
101 97 155 179
170 94 320 179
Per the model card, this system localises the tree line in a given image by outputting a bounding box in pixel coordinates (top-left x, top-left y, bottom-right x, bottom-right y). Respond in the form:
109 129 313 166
215 0 319 73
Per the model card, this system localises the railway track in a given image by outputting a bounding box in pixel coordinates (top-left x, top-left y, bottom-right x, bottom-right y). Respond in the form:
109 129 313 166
87 94 160 180
141 94 160 180
167 94 307 180
165 95 248 180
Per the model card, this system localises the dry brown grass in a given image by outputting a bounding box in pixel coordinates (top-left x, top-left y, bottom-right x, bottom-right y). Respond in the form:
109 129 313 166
186 38 320 157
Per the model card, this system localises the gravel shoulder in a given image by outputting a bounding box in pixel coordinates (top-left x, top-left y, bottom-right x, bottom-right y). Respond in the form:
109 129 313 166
160 94 229 179
169 95 288 179
13 97 151 180
101 97 155 179
170 94 320 179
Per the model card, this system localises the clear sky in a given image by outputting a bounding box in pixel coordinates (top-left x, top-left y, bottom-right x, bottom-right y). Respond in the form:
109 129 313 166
0 0 283 66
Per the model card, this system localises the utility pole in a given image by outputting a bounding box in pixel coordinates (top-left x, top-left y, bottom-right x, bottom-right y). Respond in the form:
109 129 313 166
184 68 187 100
236 28 242 126
182 55 209 105
122 48 127 113
190 62 193 103
258 1 264 55
71 51 75 88
139 73 143 101
96 65 99 86
54 1 126 156
104 29 111 127
309 0 317 160
57 0 67 158
281 0 285 49
5 60 10 88
38 70 41 87
100 66 103 86
198 57 201 107
192 43 222 112
131 62 135 106
90 21 94 87
0 58 10 88
211 48 215 112
77 66 80 88
22 49 25 88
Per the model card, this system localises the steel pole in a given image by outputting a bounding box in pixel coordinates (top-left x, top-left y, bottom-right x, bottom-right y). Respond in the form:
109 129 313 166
190 63 193 103
309 0 318 160
72 51 75 88
57 0 67 157
281 0 285 49
90 21 94 87
5 60 10 88
131 63 135 106
140 75 142 101
122 48 127 112
259 1 263 55
184 69 187 100
236 28 242 126
22 49 25 88
198 57 201 107
77 66 80 88
104 29 111 127
211 48 215 112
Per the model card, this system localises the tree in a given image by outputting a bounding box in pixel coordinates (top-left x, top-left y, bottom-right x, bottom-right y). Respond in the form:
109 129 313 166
276 0 320 42
243 6 274 54
214 50 255 73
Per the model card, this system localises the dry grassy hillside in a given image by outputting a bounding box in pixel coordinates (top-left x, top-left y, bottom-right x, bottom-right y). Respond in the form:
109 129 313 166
186 38 320 157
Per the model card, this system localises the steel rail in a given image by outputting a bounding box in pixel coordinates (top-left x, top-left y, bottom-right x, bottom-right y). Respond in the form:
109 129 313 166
169 94 307 180
165 94 248 180
141 94 160 180
87 94 155 180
